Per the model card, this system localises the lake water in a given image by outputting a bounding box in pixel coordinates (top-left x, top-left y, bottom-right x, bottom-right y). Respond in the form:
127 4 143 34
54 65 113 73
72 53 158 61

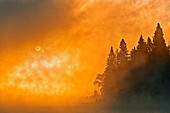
1 105 170 113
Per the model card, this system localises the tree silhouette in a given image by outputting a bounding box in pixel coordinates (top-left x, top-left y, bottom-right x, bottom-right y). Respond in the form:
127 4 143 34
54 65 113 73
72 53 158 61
94 46 116 95
94 23 170 106
135 35 148 64
103 47 118 97
117 39 129 66
137 35 148 55
147 37 154 53
105 46 115 71
153 23 167 54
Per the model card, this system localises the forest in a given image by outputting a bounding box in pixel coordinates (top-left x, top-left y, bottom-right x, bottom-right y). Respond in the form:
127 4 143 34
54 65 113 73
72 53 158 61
94 23 170 107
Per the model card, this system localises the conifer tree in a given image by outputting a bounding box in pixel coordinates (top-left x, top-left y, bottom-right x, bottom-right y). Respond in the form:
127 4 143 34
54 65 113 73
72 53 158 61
94 46 115 95
147 37 154 53
118 39 128 65
137 35 148 55
105 46 115 71
103 46 116 96
153 23 167 53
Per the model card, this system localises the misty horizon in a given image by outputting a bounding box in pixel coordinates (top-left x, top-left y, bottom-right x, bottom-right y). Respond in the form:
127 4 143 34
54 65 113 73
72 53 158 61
1 0 170 113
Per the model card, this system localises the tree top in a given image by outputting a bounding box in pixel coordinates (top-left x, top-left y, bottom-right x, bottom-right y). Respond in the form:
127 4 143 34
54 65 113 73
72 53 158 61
110 46 114 53
156 23 161 30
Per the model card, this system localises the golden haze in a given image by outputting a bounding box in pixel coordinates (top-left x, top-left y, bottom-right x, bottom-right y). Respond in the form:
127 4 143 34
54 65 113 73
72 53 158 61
0 0 170 106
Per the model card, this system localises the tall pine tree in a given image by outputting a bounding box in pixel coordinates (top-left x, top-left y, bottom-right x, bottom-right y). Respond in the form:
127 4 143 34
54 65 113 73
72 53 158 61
105 46 115 71
153 23 167 54
118 39 129 65
137 35 148 55
94 46 115 95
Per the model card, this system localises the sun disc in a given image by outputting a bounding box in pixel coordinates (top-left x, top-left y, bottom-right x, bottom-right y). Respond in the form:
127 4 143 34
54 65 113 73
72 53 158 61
35 45 41 52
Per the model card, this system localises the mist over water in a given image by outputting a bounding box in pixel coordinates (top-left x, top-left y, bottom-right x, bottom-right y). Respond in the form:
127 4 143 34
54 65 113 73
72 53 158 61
1 105 170 113
1 0 170 113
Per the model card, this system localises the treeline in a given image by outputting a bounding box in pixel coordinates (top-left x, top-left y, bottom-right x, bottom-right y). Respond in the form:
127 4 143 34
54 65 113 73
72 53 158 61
94 23 170 104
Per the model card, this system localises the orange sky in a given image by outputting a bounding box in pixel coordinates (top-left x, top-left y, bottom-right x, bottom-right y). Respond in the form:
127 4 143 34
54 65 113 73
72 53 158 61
0 0 170 106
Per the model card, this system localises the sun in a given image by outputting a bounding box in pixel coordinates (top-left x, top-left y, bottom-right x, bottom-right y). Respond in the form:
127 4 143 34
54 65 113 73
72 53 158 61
35 45 41 52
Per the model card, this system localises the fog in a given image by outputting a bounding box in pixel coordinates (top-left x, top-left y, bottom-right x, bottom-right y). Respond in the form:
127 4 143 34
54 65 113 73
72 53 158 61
0 0 170 112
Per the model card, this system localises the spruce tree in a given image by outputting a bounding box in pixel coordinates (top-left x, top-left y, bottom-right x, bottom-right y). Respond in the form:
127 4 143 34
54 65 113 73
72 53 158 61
94 46 115 95
105 46 115 71
153 23 167 53
137 35 148 55
103 46 116 96
147 37 154 53
118 39 128 65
